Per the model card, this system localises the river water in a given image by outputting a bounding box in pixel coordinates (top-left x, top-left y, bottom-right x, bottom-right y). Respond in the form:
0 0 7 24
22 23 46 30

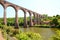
20 27 56 40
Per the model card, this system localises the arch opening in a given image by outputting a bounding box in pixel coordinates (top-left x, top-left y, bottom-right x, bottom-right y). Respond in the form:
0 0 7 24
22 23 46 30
6 6 15 26
32 13 36 25
18 10 24 27
0 4 4 24
31 13 34 25
32 13 34 20
26 12 30 26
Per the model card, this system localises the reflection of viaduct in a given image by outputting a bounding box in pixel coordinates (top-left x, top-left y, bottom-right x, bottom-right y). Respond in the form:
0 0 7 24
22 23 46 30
0 1 44 28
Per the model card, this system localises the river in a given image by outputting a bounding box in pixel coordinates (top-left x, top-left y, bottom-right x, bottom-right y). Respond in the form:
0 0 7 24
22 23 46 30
20 27 56 40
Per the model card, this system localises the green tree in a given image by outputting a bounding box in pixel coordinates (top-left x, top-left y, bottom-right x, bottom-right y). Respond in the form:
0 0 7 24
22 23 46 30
50 18 59 27
56 15 60 19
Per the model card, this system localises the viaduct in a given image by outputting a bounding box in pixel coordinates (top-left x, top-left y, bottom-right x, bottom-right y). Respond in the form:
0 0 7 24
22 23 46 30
0 0 44 28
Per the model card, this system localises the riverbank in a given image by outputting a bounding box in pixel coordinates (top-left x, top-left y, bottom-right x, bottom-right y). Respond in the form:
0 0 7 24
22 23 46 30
0 30 5 40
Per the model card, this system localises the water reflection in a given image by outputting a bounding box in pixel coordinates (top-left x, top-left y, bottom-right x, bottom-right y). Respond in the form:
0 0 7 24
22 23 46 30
20 27 56 40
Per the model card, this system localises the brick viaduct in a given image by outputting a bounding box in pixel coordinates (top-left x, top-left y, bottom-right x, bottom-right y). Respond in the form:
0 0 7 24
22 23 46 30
0 0 44 28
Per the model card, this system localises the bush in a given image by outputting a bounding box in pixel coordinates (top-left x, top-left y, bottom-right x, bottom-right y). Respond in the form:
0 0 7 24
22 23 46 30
50 18 59 27
0 23 4 29
15 32 42 40
49 29 60 40
2 29 7 40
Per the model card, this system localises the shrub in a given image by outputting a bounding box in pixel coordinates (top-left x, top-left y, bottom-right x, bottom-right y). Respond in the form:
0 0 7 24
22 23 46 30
2 30 7 40
15 32 42 40
0 23 4 29
49 29 60 40
50 18 59 27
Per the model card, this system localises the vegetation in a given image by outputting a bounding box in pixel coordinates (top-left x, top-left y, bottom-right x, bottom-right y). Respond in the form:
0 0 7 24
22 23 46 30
49 29 60 40
41 14 60 28
0 14 60 28
0 24 42 40
0 14 60 40
0 17 31 27
15 32 42 40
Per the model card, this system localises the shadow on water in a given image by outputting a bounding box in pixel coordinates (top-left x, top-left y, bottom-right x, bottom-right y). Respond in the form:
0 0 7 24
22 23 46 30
20 27 56 40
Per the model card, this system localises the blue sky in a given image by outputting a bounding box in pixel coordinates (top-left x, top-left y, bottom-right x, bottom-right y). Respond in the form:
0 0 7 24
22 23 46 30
0 0 60 18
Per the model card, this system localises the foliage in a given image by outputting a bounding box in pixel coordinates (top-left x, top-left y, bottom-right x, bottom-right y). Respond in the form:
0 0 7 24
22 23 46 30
56 15 60 19
50 18 59 27
0 14 60 28
15 32 42 40
2 29 7 40
0 17 30 27
0 24 42 40
49 29 60 40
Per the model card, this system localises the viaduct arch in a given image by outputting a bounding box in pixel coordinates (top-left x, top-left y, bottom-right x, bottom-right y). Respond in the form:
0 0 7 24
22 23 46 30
0 0 44 28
